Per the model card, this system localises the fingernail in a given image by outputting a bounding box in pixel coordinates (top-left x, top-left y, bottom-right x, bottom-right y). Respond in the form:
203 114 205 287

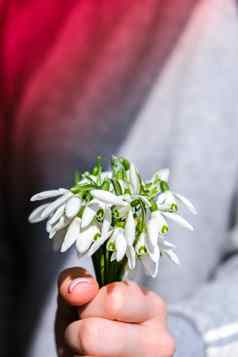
68 277 92 294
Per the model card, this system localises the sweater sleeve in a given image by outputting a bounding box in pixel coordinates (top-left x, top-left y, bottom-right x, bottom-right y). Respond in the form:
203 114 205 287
169 243 238 356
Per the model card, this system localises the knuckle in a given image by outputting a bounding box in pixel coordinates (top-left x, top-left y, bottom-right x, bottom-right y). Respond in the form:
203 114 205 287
105 283 125 319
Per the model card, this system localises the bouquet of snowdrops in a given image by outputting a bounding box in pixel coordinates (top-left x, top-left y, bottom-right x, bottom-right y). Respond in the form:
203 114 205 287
29 156 196 287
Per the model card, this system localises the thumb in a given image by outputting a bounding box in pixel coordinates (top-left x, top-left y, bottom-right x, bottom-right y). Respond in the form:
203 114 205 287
58 267 99 306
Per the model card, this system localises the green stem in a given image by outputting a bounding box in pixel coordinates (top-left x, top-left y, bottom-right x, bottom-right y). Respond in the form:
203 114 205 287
92 241 127 287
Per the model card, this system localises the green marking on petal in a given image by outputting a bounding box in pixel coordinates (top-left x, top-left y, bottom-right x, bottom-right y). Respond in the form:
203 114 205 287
96 208 105 223
107 240 116 252
112 207 120 220
150 201 158 212
169 203 178 212
93 233 101 241
161 225 169 234
115 221 125 229
138 246 147 256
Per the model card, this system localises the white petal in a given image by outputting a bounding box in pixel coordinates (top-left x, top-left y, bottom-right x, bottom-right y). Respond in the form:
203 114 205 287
126 245 136 270
49 216 70 239
174 193 197 215
81 201 99 229
158 237 176 249
30 188 68 201
162 212 194 231
141 255 159 278
116 205 131 219
115 229 127 262
149 244 160 263
47 205 65 226
52 229 67 251
110 252 117 262
125 210 136 245
147 216 160 247
158 168 170 182
101 207 112 237
156 191 176 210
87 230 112 256
28 203 49 223
91 190 127 206
101 171 112 180
144 231 155 255
135 232 146 253
129 163 140 194
61 217 81 252
136 195 151 208
65 196 81 219
46 220 53 233
76 225 99 254
41 192 73 219
164 249 180 265
151 211 169 234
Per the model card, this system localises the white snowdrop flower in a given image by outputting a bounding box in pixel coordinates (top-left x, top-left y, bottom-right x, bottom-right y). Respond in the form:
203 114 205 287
65 196 81 219
87 207 112 257
47 205 65 227
152 168 170 182
157 237 180 265
151 211 169 234
52 228 67 252
61 217 81 253
136 232 160 278
30 188 68 201
146 212 166 255
163 249 180 265
76 224 100 255
109 228 127 262
40 191 73 220
125 210 136 246
113 205 131 220
129 162 140 194
156 191 178 212
49 215 71 239
173 193 197 215
157 190 197 215
162 211 194 231
81 200 101 229
125 210 136 269
91 189 127 207
28 203 49 223
115 230 127 262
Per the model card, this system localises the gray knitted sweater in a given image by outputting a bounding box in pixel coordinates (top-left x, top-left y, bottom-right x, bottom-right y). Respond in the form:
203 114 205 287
2 0 238 356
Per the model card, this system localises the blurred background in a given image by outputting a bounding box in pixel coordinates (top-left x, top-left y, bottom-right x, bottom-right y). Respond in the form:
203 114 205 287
1 1 238 356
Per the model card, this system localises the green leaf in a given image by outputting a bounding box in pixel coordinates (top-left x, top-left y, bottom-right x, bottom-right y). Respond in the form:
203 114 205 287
160 181 170 192
92 156 103 177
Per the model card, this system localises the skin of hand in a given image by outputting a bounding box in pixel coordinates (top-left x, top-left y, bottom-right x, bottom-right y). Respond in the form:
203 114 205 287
56 267 176 357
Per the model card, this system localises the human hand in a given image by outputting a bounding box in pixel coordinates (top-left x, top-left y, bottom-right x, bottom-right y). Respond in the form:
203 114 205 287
56 267 176 357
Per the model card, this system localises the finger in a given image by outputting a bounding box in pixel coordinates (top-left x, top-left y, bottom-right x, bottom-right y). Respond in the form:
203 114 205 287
80 280 166 323
65 317 144 356
55 295 78 357
58 267 99 306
